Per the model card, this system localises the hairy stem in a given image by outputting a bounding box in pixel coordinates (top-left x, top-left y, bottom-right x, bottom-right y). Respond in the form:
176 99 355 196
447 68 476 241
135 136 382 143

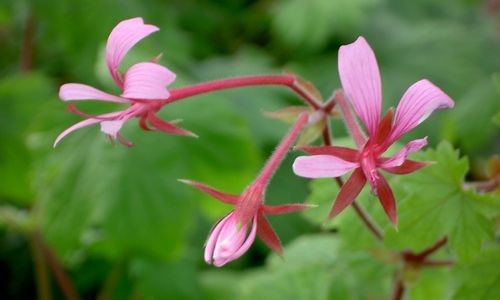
163 74 322 109
255 113 309 186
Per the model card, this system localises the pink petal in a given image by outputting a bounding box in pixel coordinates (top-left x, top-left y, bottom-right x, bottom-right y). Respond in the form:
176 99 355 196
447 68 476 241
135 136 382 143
100 120 126 138
293 155 359 178
59 83 128 103
389 79 454 144
338 36 382 136
217 215 257 267
379 137 428 169
54 118 102 147
204 213 230 264
121 62 176 100
105 17 159 87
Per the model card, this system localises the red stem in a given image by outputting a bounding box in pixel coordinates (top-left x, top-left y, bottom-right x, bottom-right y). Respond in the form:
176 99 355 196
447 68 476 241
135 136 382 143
255 113 309 185
163 74 322 109
415 237 448 260
390 274 405 300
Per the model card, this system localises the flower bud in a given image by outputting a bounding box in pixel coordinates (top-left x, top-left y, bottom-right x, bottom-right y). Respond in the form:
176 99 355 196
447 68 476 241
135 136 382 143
204 212 257 267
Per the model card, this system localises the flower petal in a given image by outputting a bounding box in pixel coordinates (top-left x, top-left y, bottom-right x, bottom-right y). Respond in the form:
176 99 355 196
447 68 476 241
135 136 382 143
59 83 128 103
53 118 102 147
328 168 366 219
204 213 230 264
224 215 258 264
293 155 359 178
389 79 454 144
298 145 359 162
121 62 176 100
379 137 428 169
338 36 382 136
100 120 126 138
106 17 159 86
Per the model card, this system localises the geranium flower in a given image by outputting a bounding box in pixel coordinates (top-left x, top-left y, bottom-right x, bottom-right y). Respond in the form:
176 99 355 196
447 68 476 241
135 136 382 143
293 37 454 225
181 113 313 266
55 17 193 147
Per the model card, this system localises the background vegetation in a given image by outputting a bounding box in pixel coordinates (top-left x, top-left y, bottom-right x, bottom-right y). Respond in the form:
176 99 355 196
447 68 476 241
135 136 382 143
0 0 499 299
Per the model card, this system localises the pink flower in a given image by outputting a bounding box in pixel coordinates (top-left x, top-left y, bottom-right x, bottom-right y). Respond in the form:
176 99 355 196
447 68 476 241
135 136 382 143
55 17 193 147
181 114 313 266
293 37 454 225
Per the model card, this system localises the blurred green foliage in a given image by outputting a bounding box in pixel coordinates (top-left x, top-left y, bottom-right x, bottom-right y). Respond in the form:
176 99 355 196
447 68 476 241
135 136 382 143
0 0 498 299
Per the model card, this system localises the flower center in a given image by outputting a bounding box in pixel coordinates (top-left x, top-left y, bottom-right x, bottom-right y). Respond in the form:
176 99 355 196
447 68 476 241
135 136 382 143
360 144 379 188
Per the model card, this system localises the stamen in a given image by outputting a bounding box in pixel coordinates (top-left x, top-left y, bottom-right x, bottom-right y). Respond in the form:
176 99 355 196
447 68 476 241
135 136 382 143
67 104 116 121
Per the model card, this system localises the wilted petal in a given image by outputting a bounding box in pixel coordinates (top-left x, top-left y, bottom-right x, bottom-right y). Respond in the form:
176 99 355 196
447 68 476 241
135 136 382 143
106 17 159 86
379 137 428 168
293 155 359 178
121 62 176 100
338 36 382 136
389 79 454 143
59 83 128 103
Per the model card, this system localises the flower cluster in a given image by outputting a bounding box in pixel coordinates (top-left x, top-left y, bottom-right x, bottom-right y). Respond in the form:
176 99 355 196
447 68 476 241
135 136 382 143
55 19 454 266
55 18 193 147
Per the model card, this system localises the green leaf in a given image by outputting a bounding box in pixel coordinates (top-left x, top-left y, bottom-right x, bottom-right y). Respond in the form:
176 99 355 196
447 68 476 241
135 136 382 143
493 111 500 127
0 73 57 203
36 96 261 261
384 142 496 261
131 258 200 300
239 234 392 300
452 246 500 300
406 268 451 300
272 0 379 51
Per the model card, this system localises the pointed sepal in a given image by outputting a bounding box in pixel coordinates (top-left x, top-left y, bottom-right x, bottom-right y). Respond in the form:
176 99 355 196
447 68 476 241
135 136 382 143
374 174 398 226
147 112 198 137
262 203 316 215
178 179 239 204
328 168 366 219
256 212 283 255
